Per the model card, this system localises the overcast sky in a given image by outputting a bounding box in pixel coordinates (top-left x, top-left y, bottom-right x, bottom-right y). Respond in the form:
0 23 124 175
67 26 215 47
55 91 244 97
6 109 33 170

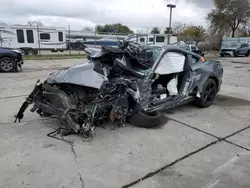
0 0 214 31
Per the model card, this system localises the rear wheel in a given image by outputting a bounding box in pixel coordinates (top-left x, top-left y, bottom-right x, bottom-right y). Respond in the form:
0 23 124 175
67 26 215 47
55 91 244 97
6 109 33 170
245 51 250 57
27 49 35 56
196 79 218 108
0 57 16 72
127 110 162 128
33 50 38 55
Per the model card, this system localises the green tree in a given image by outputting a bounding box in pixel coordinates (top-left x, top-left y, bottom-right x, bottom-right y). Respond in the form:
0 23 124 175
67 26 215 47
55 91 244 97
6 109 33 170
96 23 133 34
164 27 173 34
182 25 206 44
183 26 205 37
150 27 160 34
206 0 250 37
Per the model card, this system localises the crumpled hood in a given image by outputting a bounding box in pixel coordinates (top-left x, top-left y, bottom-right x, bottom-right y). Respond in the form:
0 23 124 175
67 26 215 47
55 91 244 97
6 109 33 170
46 61 108 89
221 47 238 50
84 47 105 58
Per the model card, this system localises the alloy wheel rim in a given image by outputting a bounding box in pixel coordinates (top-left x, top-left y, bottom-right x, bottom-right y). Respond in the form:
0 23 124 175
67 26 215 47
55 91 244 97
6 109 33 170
28 50 34 55
203 82 217 104
1 60 13 71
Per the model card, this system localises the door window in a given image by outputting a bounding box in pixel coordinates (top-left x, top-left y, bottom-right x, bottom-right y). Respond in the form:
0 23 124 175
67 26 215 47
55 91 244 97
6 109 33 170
26 30 34 43
140 38 145 42
58 32 63 41
155 51 185 75
241 43 249 48
16 29 24 43
156 36 165 43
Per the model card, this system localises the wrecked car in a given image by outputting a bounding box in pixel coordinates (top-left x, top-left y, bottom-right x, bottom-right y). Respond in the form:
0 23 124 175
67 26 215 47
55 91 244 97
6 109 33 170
14 36 223 138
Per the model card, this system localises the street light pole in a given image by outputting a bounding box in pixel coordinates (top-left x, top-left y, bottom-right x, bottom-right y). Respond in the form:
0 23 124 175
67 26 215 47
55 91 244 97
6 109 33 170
167 4 176 44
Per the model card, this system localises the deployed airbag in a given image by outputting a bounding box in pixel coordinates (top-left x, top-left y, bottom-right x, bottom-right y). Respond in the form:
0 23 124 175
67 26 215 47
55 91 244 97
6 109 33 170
155 52 185 74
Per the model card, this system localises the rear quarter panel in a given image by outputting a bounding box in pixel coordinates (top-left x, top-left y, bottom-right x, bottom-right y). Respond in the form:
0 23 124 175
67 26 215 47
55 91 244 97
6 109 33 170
191 59 223 93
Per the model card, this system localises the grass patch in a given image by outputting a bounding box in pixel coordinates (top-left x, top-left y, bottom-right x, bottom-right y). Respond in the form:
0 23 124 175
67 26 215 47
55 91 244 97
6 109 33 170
24 54 87 60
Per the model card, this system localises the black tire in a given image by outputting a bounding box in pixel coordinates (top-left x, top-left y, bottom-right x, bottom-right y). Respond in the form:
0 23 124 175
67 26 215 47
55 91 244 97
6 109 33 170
196 79 218 108
245 51 250 57
128 110 162 128
27 49 34 56
220 54 224 57
0 57 16 72
59 50 64 52
33 50 38 55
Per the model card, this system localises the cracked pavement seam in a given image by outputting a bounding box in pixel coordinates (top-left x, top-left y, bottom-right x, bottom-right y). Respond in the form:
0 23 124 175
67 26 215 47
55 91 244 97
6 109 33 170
78 171 85 188
65 139 85 188
41 120 84 188
121 118 250 188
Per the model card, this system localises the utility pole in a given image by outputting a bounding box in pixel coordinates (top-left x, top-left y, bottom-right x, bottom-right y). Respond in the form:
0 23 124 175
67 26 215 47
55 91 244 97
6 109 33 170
37 22 41 55
167 4 176 44
94 26 97 47
68 25 71 55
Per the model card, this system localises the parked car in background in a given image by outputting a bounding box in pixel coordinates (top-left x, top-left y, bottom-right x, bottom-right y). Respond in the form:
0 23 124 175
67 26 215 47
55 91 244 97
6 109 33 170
220 43 250 57
176 43 204 56
0 47 23 72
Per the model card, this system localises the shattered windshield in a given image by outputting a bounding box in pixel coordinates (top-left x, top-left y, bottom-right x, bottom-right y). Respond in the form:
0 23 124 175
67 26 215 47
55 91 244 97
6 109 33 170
148 46 163 61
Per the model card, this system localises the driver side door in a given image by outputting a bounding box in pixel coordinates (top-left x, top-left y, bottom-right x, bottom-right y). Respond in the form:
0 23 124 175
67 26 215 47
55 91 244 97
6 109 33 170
238 43 249 54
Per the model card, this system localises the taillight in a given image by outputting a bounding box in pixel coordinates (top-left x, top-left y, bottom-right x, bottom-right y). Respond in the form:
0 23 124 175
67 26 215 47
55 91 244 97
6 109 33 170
201 56 205 62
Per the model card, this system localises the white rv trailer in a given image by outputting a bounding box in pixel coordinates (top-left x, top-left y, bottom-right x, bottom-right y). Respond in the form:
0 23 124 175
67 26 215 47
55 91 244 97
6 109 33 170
135 34 178 46
0 24 67 55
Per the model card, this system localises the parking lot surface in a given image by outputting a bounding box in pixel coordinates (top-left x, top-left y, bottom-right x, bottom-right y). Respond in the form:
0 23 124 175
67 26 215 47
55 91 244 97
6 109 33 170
0 57 250 188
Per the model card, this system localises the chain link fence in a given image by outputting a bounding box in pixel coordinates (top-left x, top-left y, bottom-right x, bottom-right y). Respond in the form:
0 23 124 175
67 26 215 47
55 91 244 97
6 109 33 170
174 35 222 52
1 23 226 56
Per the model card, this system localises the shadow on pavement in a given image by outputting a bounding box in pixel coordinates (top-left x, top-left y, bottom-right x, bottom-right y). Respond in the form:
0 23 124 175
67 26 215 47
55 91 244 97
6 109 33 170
214 94 250 107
